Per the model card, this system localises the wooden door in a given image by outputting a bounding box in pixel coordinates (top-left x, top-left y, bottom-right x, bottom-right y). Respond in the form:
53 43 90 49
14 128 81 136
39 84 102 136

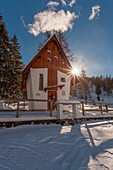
48 90 57 110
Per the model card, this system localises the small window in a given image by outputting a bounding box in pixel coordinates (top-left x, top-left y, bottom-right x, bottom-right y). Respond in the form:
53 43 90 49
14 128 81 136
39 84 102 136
54 56 58 60
61 78 65 82
38 55 41 59
47 58 51 62
39 74 43 91
47 50 51 54
62 91 65 96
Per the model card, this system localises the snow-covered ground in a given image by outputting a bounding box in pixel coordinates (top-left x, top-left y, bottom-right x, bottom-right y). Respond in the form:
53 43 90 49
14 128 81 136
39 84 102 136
1 96 113 169
1 120 113 170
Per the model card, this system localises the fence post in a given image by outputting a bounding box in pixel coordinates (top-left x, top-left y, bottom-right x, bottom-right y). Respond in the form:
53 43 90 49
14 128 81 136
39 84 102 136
24 99 26 109
105 105 108 113
82 102 85 116
50 100 52 117
72 104 77 119
16 98 19 118
100 103 103 115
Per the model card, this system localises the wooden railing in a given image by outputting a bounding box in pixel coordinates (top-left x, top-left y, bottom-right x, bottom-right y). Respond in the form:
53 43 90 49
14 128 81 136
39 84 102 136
1 99 113 119
0 98 53 118
81 101 113 116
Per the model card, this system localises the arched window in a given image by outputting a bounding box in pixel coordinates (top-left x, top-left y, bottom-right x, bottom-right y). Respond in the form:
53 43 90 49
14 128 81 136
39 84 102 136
39 74 43 90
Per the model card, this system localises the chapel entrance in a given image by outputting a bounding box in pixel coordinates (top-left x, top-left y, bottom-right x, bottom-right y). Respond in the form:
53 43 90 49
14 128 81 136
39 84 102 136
48 90 57 110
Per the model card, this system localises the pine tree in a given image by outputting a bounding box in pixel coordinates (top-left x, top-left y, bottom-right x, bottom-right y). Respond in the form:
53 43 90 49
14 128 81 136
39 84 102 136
0 16 13 97
79 70 90 102
104 76 112 96
57 31 73 60
0 16 22 98
10 35 22 98
96 84 101 101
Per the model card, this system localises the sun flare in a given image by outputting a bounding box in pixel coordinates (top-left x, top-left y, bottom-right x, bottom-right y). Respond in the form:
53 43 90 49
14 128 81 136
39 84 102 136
71 67 79 76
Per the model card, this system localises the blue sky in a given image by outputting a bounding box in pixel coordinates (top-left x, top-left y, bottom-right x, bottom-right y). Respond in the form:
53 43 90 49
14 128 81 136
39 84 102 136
0 0 113 77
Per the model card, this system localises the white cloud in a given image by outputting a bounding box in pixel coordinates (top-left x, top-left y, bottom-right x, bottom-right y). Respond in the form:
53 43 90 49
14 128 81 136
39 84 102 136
20 16 27 28
61 0 67 6
69 0 76 7
28 10 78 36
89 5 100 20
47 1 59 10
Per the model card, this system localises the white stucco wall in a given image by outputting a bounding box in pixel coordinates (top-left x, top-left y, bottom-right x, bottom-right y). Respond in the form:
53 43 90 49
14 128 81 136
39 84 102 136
27 71 34 109
57 71 71 100
27 68 48 110
57 71 71 110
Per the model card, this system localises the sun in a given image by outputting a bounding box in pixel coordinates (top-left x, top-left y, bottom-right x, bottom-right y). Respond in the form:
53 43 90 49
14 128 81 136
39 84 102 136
71 67 79 76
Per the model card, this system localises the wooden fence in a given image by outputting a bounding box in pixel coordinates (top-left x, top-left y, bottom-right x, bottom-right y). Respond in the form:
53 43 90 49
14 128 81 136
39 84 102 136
0 98 53 118
1 99 113 119
81 101 113 116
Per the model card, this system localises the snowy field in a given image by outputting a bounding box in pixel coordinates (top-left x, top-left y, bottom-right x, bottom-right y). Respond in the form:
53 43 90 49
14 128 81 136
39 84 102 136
1 120 113 170
1 100 113 169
